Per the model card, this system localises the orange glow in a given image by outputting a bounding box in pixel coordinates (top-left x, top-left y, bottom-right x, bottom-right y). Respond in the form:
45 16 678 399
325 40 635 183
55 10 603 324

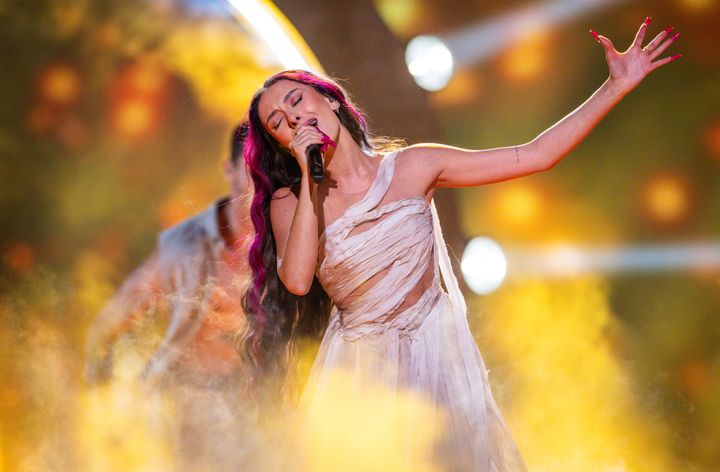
676 360 714 399
57 115 89 152
640 173 692 225
429 69 483 107
26 104 58 135
117 59 171 100
498 27 550 82
111 98 157 140
703 120 720 161
37 62 82 107
676 0 715 12
6 242 36 275
373 0 424 37
158 199 193 228
492 184 544 225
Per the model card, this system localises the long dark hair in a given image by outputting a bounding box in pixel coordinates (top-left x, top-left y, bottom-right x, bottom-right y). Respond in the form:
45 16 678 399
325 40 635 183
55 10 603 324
239 70 402 388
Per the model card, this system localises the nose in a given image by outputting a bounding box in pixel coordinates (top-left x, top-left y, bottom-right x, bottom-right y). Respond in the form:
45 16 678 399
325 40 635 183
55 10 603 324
288 115 302 129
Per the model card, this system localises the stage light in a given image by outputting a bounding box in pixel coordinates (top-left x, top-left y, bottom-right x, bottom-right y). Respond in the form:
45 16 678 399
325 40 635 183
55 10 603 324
410 0 628 73
37 62 82 107
5 242 36 275
461 237 508 295
374 0 422 36
703 120 720 161
677 0 715 12
226 0 320 71
498 30 550 82
492 184 544 225
405 35 454 91
111 98 156 140
640 174 691 225
504 242 720 278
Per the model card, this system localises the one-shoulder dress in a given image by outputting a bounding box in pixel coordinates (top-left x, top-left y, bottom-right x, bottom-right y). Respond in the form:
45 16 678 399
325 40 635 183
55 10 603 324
292 150 527 472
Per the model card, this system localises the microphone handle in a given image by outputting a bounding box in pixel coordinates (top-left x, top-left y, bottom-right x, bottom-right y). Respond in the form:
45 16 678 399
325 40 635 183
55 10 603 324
307 144 324 183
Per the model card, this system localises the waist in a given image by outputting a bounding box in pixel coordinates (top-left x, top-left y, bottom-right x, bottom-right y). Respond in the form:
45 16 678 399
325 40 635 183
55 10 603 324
331 284 445 341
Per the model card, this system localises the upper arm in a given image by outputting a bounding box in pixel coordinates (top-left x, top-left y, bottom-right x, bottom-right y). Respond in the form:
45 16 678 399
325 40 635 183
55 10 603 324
403 141 546 188
269 187 299 264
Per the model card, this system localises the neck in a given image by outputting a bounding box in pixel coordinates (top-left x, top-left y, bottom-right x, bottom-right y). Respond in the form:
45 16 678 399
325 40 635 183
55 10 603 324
322 130 377 192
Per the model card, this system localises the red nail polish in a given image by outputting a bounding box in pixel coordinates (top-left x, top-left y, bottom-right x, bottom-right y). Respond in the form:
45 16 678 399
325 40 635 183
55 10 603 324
664 26 674 34
671 54 682 61
644 16 652 26
589 29 600 40
671 32 681 40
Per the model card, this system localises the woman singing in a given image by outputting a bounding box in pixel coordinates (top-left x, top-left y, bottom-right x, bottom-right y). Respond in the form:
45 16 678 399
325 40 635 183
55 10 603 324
240 17 681 470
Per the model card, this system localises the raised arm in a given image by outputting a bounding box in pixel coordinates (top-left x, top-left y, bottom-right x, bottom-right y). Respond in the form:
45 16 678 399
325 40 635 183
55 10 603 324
270 122 326 295
408 17 681 188
84 251 163 385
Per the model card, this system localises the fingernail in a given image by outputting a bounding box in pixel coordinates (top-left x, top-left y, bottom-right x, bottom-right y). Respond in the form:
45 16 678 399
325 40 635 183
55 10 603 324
644 16 652 26
671 54 682 61
671 32 681 40
589 29 600 41
664 26 674 34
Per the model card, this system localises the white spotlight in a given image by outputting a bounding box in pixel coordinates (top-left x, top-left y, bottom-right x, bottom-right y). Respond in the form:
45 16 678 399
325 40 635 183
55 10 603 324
405 35 454 91
461 237 508 295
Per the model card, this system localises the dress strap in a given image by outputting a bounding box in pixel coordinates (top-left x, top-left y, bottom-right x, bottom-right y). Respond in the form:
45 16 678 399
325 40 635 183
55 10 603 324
342 150 400 219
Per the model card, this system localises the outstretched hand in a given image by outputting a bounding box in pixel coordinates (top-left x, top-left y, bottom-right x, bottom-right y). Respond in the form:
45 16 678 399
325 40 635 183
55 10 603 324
590 16 681 94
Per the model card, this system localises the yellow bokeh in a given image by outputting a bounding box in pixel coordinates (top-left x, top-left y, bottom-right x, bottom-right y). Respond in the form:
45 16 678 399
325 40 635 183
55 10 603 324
477 277 680 471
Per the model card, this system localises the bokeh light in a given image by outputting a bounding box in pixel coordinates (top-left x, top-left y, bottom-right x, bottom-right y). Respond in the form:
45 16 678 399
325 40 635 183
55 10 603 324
639 172 693 226
497 28 551 82
405 35 455 91
36 62 82 108
461 236 508 294
491 184 544 226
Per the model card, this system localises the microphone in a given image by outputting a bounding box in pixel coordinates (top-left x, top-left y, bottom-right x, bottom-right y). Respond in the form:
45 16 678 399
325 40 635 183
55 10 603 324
305 118 324 183
307 143 324 183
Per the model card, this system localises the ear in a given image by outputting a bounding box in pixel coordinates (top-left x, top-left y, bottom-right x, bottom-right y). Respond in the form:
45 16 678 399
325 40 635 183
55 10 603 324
325 95 340 112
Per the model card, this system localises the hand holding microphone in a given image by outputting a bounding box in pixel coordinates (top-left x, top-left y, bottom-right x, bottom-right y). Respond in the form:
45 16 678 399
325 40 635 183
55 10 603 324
304 118 336 183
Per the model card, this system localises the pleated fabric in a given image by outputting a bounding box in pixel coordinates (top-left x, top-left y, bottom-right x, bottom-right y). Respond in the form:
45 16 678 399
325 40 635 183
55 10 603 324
291 150 527 472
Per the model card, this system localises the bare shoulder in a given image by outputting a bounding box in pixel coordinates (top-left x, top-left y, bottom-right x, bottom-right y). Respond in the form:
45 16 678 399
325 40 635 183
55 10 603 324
393 144 445 195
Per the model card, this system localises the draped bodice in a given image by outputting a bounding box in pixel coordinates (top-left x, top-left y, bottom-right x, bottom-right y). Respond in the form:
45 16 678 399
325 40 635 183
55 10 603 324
317 151 443 341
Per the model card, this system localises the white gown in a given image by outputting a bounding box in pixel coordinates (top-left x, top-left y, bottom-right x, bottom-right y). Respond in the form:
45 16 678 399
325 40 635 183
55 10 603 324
290 150 527 471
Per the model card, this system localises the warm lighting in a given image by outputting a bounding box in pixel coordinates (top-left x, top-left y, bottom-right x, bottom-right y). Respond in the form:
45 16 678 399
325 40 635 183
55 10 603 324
111 98 156 140
703 119 720 161
374 0 423 36
498 30 550 82
461 236 508 294
405 35 455 91
675 359 714 399
493 184 543 225
677 0 715 12
640 173 692 225
226 0 321 71
428 69 483 107
5 242 36 275
37 62 82 107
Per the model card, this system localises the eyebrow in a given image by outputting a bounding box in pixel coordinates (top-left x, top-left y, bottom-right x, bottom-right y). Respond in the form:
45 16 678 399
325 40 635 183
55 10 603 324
265 88 299 127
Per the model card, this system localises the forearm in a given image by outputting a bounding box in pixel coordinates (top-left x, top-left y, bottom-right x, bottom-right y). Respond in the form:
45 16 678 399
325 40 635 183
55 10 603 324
278 173 320 294
531 76 629 169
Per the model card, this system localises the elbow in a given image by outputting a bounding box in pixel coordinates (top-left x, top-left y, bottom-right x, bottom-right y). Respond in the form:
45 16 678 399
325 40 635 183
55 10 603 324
279 270 313 296
527 141 560 173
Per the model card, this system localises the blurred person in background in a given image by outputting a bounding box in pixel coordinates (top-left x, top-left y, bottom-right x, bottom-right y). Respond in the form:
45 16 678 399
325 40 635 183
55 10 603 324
240 18 681 471
84 122 259 471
